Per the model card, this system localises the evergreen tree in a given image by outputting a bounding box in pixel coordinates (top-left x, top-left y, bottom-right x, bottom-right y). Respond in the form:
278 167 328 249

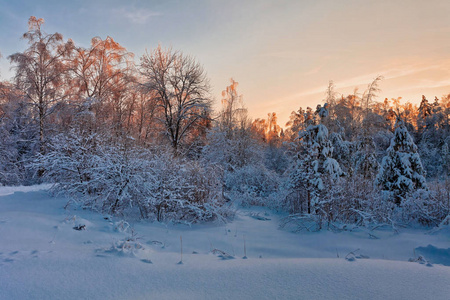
329 132 352 176
290 107 343 214
376 119 427 204
417 95 432 131
353 136 378 179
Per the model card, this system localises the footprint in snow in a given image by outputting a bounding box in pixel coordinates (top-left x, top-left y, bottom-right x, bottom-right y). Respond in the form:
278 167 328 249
30 250 39 258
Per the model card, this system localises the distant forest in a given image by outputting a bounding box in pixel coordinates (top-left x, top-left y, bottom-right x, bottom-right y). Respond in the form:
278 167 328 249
1 17 449 229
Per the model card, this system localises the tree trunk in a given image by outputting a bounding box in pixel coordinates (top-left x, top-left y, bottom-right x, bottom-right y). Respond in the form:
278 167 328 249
307 190 311 214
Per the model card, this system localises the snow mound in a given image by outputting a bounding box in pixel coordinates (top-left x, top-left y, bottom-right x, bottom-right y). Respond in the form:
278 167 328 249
0 184 52 196
416 245 450 266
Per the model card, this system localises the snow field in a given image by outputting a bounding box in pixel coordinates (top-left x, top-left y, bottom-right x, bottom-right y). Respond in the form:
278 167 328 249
0 186 449 299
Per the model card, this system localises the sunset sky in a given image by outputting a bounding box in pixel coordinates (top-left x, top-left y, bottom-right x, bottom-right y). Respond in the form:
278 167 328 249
1 0 450 126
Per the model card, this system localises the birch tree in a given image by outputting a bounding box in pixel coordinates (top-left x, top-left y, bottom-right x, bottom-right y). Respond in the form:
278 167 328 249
9 16 73 154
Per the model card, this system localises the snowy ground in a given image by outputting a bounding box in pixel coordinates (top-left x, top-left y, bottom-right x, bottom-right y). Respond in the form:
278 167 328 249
1 185 449 300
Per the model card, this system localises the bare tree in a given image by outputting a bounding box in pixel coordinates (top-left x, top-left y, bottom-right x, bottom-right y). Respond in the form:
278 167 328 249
70 36 135 134
8 16 73 154
71 36 134 100
219 78 244 135
140 45 211 153
363 75 383 119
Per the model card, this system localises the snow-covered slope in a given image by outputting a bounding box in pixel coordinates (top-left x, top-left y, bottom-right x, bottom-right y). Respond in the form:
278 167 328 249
1 186 449 299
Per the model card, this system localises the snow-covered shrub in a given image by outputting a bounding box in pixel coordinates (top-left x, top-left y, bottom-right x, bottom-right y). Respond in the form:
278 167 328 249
284 173 378 231
280 213 322 232
401 190 440 226
224 164 284 208
283 170 445 231
37 131 152 216
102 228 145 257
141 153 233 223
0 95 38 185
203 120 286 209
321 175 375 226
0 128 21 185
418 139 444 178
37 131 233 223
203 125 264 171
323 178 448 230
412 179 450 226
264 145 290 175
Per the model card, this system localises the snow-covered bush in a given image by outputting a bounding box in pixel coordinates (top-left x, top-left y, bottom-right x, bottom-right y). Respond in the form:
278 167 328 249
141 153 233 223
401 190 442 226
203 118 286 209
284 174 449 232
224 164 284 208
203 125 264 171
0 128 21 185
37 131 233 223
264 145 290 175
280 213 322 232
284 173 377 231
101 227 146 257
0 94 38 185
37 131 152 216
414 179 450 226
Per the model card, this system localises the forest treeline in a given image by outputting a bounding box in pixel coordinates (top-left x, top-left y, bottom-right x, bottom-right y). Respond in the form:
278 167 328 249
1 17 449 228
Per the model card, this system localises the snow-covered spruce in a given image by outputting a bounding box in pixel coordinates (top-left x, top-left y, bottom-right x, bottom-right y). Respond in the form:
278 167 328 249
376 120 427 204
288 120 343 216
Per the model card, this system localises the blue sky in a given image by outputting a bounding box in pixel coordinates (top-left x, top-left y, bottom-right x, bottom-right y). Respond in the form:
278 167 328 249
1 0 450 125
